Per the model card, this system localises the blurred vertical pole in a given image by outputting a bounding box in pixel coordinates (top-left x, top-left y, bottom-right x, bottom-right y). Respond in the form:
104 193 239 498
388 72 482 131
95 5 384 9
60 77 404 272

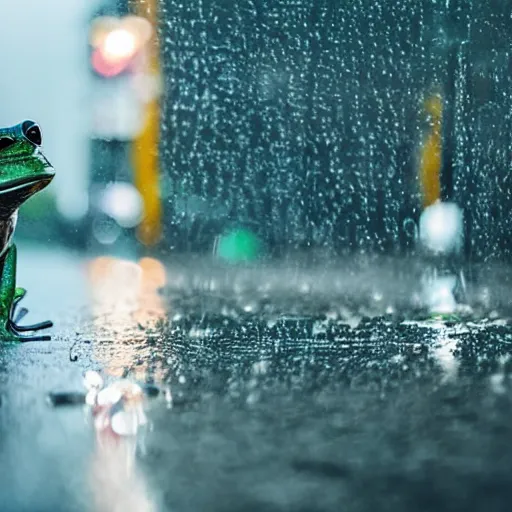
418 0 465 210
419 89 443 209
131 0 162 246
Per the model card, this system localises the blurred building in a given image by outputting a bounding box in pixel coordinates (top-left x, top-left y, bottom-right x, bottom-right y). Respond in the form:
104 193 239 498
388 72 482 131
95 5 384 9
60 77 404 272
2 0 512 263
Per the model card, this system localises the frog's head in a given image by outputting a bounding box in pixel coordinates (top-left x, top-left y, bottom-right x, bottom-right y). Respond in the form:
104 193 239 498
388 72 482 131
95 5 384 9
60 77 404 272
0 120 55 218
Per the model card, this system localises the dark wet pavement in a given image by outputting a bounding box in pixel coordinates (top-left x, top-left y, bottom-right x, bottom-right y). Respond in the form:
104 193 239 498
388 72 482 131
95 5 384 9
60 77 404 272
2 245 512 511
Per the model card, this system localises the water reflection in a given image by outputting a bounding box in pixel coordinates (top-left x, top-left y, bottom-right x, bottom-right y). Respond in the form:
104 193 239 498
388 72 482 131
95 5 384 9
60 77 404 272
86 371 156 512
86 255 166 380
432 330 460 384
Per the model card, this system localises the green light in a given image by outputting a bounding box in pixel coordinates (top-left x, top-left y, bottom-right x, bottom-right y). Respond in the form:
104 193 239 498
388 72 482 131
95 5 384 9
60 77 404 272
215 228 262 263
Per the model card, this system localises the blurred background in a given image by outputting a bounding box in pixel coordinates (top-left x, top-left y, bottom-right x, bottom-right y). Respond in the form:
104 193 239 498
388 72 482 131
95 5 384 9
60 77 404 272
2 4 512 511
2 0 512 264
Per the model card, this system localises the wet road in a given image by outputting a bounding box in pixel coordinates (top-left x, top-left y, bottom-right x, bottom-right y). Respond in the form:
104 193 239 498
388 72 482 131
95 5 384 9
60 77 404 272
2 245 512 511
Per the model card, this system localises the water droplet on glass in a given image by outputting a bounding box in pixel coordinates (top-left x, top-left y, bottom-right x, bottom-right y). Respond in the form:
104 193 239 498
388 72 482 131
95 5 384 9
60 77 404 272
402 218 417 240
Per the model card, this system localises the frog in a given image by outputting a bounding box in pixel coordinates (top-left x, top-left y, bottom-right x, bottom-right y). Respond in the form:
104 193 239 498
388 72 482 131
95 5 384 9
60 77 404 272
0 120 55 341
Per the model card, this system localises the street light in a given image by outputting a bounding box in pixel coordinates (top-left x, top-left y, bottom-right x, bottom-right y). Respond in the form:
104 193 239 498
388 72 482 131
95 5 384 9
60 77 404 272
90 15 152 79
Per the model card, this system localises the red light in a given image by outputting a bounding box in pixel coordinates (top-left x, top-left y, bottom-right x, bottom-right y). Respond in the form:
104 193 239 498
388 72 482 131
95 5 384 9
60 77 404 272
89 16 153 78
92 47 132 77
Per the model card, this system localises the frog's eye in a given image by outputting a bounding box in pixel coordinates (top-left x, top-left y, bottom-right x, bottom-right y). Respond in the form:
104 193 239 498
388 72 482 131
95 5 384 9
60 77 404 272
0 137 15 151
21 120 42 146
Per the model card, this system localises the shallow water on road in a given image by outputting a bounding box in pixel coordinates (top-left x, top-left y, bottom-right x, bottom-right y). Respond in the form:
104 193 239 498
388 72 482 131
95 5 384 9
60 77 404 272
2 245 512 511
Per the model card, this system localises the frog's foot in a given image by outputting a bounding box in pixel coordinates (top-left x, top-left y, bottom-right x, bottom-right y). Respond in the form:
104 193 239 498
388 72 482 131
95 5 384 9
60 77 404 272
8 289 53 342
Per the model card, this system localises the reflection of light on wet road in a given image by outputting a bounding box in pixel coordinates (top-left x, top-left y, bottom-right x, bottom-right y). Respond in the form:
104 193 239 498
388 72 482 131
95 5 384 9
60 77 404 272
136 257 166 325
432 335 459 384
90 438 156 512
87 256 167 380
87 372 156 512
404 319 461 383
88 256 142 318
489 354 510 395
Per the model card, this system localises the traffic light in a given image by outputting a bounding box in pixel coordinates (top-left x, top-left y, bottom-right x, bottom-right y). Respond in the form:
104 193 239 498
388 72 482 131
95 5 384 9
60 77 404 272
89 15 152 78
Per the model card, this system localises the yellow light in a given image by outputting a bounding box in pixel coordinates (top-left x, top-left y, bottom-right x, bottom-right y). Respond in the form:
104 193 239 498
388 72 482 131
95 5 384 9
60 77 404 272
139 257 166 289
87 256 167 380
89 16 119 48
123 15 153 46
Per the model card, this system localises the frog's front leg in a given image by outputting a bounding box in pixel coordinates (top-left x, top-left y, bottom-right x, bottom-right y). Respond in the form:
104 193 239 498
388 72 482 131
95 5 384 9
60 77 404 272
0 244 53 342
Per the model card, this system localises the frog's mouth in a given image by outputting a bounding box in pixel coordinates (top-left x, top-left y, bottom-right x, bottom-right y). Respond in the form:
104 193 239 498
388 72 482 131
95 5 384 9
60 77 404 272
0 173 54 195
0 171 54 218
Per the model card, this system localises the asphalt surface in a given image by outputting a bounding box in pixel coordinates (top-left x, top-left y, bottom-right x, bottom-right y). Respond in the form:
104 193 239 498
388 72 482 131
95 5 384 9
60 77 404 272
2 245 512 511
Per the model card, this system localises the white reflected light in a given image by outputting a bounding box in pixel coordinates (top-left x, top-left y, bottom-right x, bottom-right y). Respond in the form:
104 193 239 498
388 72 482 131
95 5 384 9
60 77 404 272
423 275 457 314
419 201 463 254
102 28 137 62
100 182 143 228
433 335 459 383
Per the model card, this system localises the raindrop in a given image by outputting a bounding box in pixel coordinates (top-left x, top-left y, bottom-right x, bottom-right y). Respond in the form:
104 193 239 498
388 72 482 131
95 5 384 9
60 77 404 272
402 218 418 240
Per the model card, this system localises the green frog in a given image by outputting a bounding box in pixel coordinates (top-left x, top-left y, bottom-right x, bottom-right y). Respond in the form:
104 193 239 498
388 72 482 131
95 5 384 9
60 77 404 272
0 120 55 341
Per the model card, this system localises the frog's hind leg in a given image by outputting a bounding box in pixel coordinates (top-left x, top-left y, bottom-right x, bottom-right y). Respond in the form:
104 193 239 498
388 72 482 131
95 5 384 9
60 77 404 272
8 325 52 341
9 305 53 341
10 318 53 333
9 289 53 341
2 245 53 342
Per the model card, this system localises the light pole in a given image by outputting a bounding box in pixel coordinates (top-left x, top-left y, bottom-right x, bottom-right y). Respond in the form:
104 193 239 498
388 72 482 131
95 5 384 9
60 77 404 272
131 0 163 248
